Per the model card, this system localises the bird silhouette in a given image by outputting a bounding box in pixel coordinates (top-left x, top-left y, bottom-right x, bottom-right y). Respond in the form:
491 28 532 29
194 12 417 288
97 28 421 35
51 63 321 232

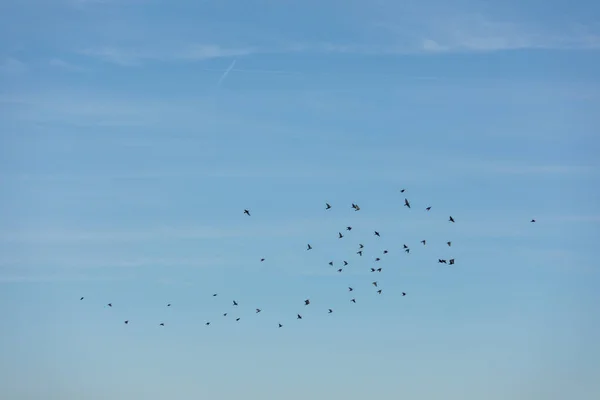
278 323 283 328
328 309 333 313
107 303 112 307
377 289 382 294
359 244 364 249
80 297 84 301
402 292 406 296
449 259 455 265
256 308 261 313
329 261 334 266
374 231 380 237
370 268 376 272
349 287 354 292
244 209 250 216
260 258 265 262
343 261 348 266
400 189 406 193
213 293 218 297
346 226 352 231
337 268 343 273
236 318 241 322
304 299 310 305
167 303 171 307
375 257 381 261
338 232 344 239
159 323 165 326
383 250 388 254
357 250 363 256
233 300 238 306
351 298 356 303
403 244 408 249
426 206 431 211
449 216 455 223
124 320 129 324
447 241 452 247
297 314 302 319
307 244 312 250
421 240 426 245
326 203 331 210
404 198 411 208
223 313 228 316
377 268 382 272
438 259 447 264
531 219 536 223
372 281 378 287
206 322 211 326
405 248 410 254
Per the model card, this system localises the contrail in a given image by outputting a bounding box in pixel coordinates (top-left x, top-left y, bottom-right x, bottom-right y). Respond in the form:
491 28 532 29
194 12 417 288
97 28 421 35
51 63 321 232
217 59 237 86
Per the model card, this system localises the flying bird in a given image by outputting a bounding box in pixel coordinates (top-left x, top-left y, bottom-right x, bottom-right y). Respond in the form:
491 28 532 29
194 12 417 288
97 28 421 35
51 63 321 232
343 261 348 266
349 287 354 292
374 231 380 237
223 313 228 317
256 308 261 313
328 309 333 313
357 251 363 256
377 268 382 272
351 298 356 303
337 268 343 273
438 259 447 264
426 206 431 211
297 314 303 319
307 244 312 250
167 303 171 307
326 203 331 210
233 300 238 306
421 240 426 245
260 258 265 262
449 216 455 223
278 323 283 328
244 209 250 216
329 261 334 266
377 289 382 294
403 244 408 249
447 241 452 247
124 320 129 324
404 198 411 208
372 281 378 287
213 293 218 297
206 322 211 326
531 219 536 223
107 303 112 307
449 259 455 265
159 323 165 326
359 244 364 249
338 232 344 239
346 226 352 231
236 318 241 322
405 248 410 254
80 297 84 301
304 299 310 306
383 250 388 254
370 268 376 272
400 189 406 193
375 257 381 261
402 292 406 296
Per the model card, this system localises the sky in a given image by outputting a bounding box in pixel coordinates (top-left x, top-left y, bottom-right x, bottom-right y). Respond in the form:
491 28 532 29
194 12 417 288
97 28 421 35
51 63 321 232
1 0 600 399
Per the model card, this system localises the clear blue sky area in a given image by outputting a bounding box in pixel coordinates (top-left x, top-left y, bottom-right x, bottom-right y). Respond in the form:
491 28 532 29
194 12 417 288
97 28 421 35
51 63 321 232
1 1 599 399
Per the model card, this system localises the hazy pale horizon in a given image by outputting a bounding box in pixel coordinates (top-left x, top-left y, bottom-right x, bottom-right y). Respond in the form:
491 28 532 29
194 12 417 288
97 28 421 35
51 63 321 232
1 1 599 399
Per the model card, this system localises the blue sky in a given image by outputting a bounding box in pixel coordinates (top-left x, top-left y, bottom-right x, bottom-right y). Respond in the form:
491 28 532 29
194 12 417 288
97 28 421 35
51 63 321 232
1 0 600 399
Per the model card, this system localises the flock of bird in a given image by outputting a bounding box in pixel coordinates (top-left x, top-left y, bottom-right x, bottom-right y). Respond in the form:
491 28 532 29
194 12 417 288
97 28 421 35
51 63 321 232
79 189 536 329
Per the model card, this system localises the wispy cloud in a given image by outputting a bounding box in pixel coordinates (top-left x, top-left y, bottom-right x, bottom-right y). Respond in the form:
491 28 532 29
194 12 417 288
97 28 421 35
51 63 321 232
81 44 257 66
48 58 86 72
0 57 27 74
489 164 595 175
